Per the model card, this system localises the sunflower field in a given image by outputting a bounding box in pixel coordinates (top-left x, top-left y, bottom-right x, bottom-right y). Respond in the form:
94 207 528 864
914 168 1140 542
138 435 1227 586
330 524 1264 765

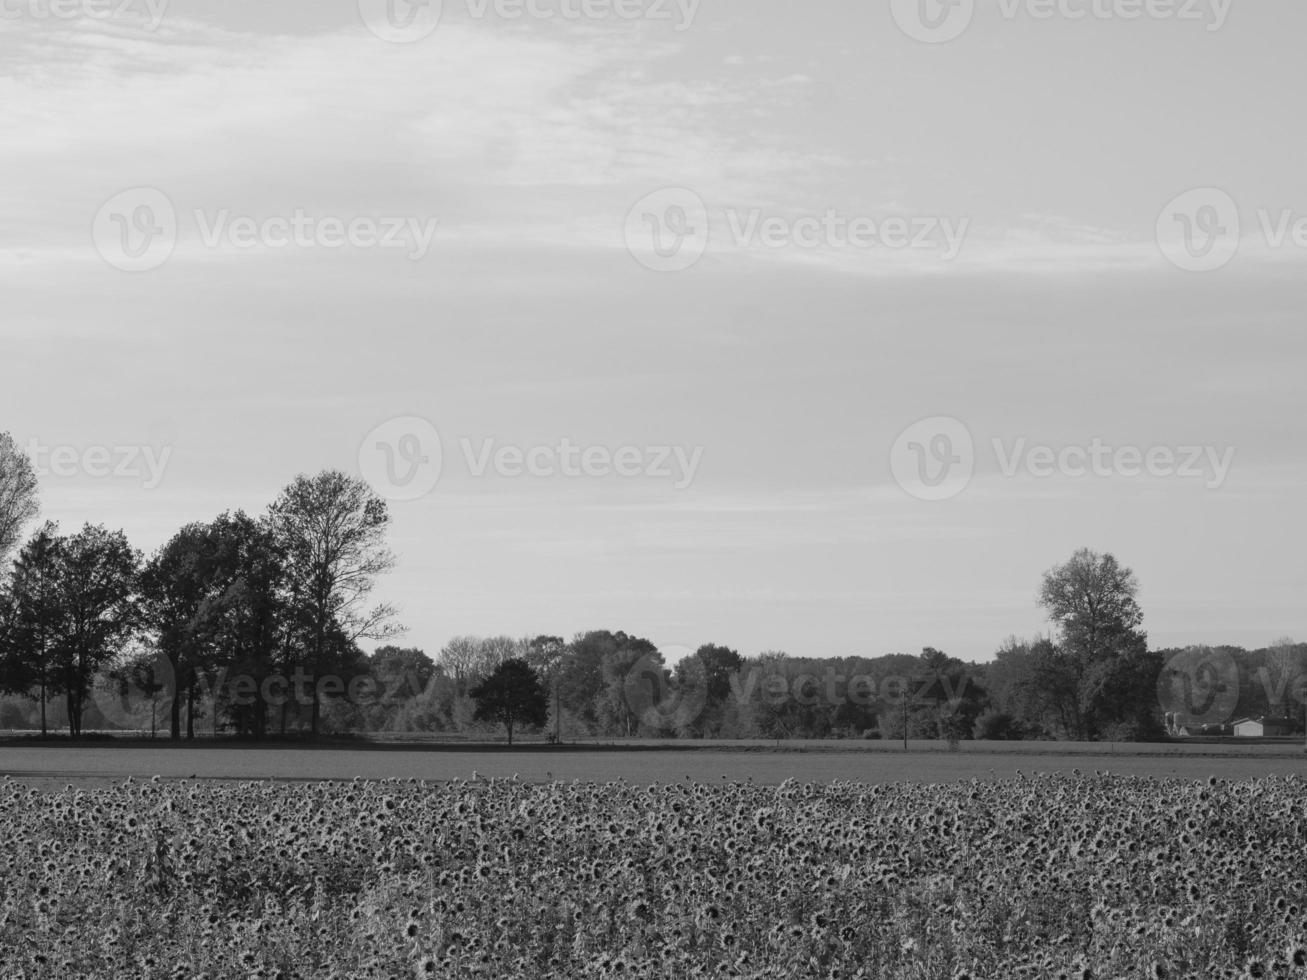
1 771 1305 978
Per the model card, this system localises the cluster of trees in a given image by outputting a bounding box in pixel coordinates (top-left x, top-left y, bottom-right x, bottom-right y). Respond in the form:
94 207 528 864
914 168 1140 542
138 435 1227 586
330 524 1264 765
0 436 401 738
373 550 1180 743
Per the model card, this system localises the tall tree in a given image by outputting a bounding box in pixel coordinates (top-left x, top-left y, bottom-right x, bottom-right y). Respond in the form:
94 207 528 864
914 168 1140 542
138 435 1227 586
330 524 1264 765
597 642 660 737
47 525 139 737
678 644 743 706
1038 550 1150 739
524 635 566 741
1261 637 1307 719
1038 548 1147 664
371 645 435 696
559 630 658 735
673 644 743 737
0 433 39 569
438 636 482 696
469 658 547 746
207 512 291 738
0 522 62 734
911 647 986 741
269 472 401 736
138 521 230 739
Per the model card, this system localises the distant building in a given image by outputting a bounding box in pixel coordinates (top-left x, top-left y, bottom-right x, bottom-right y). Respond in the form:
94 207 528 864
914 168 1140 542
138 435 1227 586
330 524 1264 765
1232 717 1296 738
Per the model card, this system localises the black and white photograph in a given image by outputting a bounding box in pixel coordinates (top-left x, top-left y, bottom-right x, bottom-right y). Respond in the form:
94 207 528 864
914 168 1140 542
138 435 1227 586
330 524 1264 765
1 0 1305 976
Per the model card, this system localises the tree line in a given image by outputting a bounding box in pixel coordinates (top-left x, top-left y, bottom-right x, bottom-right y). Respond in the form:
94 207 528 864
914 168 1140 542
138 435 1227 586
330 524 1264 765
1 432 1298 742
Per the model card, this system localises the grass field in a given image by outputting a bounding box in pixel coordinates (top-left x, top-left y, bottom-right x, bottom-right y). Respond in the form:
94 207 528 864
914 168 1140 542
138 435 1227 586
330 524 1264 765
2 739 1305 786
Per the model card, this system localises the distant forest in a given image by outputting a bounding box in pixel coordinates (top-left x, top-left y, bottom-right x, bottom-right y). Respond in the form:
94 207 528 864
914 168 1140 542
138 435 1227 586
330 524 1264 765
2 633 1299 745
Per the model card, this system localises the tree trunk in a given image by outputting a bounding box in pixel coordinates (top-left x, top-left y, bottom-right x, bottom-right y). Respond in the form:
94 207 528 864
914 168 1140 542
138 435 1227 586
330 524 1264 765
170 677 182 740
310 607 325 739
67 655 81 738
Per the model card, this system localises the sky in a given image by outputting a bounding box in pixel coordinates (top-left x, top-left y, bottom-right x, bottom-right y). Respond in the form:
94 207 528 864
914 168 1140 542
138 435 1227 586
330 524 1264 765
2 0 1304 665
